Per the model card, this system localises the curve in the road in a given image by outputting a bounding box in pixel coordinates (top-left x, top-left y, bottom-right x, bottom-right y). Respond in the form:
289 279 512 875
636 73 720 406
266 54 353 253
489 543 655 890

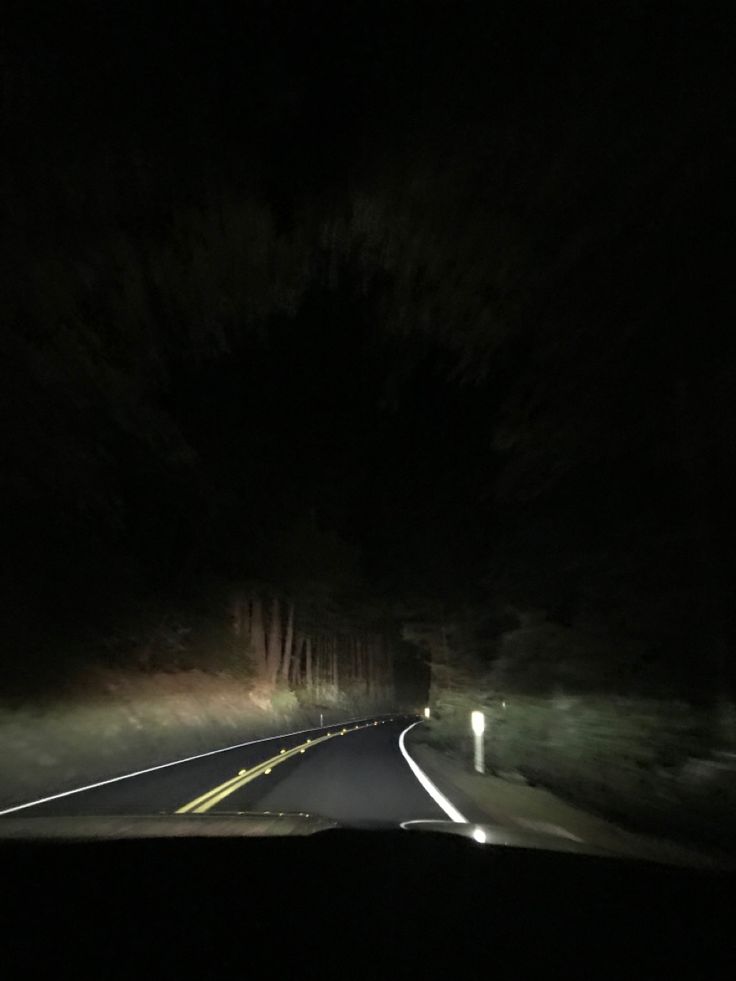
0 716 468 829
398 721 467 823
0 715 389 817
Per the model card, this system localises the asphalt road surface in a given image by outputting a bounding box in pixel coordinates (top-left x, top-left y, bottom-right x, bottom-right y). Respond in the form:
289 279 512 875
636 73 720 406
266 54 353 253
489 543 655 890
4 717 447 826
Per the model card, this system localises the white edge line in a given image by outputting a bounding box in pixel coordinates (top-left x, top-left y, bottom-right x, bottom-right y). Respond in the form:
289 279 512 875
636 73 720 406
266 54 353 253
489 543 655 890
398 721 467 824
0 714 390 817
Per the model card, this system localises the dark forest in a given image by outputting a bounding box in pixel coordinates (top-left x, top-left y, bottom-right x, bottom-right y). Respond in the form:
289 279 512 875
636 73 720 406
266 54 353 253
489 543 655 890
1 1 734 850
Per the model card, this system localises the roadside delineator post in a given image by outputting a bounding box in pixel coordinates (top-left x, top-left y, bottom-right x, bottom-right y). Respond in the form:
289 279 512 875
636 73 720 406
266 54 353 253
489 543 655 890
471 710 485 774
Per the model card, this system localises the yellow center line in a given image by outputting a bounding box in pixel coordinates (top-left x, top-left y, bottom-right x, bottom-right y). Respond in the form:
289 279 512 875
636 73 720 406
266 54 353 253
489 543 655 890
174 771 252 814
187 737 330 813
175 722 375 814
176 739 322 814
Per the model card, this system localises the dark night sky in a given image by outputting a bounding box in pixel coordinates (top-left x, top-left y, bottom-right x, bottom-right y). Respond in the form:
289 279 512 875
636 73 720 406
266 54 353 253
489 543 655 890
1 1 733 691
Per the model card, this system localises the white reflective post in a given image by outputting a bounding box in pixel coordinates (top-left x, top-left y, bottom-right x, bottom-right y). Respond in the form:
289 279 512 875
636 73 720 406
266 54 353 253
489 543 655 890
423 706 431 719
471 710 485 773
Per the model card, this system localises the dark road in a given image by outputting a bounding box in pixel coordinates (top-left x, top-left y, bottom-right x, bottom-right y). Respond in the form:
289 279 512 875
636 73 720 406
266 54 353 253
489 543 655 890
1 718 450 827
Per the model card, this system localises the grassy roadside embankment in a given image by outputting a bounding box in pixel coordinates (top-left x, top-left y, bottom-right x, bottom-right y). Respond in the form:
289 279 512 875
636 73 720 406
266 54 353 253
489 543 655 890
415 689 736 858
0 667 388 811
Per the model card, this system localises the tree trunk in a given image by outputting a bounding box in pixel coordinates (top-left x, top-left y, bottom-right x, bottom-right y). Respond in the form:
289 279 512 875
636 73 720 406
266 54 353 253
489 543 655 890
231 593 244 638
289 633 300 686
305 636 313 690
266 597 282 683
332 636 339 695
280 601 295 684
249 595 268 678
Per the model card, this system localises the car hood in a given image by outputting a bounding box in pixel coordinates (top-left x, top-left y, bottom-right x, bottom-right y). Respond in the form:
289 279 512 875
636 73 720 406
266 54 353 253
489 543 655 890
0 812 722 868
0 811 339 839
0 811 603 852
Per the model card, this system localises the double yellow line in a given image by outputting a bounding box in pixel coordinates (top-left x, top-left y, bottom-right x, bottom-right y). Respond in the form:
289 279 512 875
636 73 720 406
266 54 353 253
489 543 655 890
176 720 384 814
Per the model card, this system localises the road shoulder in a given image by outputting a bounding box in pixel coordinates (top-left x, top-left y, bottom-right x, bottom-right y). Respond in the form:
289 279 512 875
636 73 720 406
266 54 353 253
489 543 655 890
406 730 718 868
